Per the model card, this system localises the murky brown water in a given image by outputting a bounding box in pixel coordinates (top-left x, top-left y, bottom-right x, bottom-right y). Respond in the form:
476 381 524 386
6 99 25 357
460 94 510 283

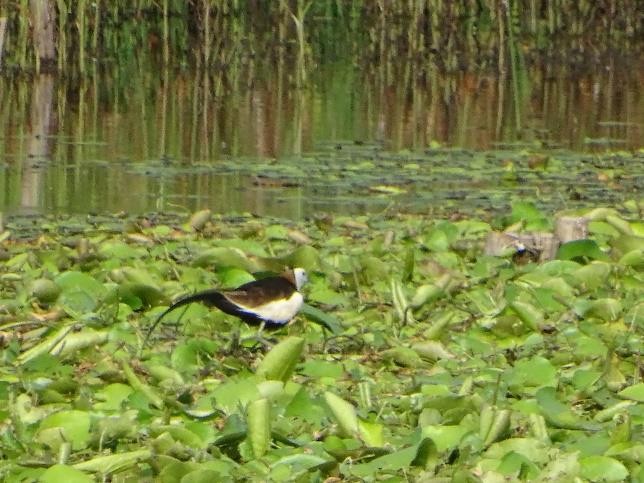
0 60 642 218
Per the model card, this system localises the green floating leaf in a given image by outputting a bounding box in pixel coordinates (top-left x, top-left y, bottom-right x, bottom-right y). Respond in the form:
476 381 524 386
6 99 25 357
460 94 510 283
536 387 598 430
324 391 358 438
93 383 135 411
556 239 609 262
485 437 550 465
73 449 152 474
37 410 91 451
275 245 320 271
509 300 544 331
584 298 623 321
256 336 304 382
357 418 384 447
382 346 424 367
350 438 436 476
40 465 93 483
570 262 612 291
299 303 343 334
510 202 550 230
507 356 557 390
618 382 644 402
192 247 258 272
55 271 107 298
247 398 271 458
580 455 629 482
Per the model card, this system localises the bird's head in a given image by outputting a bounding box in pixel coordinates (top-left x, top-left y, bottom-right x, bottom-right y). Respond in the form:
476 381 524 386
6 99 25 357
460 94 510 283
291 267 308 291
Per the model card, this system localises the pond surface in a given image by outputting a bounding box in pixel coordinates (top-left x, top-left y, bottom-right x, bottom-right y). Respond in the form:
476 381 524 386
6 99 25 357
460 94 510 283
0 60 642 219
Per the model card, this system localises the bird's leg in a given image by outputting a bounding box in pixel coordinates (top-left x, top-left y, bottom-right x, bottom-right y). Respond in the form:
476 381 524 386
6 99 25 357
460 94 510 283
240 322 275 350
227 326 241 354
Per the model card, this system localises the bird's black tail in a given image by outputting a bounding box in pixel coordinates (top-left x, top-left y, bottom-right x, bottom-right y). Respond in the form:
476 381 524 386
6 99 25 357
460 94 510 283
145 289 225 345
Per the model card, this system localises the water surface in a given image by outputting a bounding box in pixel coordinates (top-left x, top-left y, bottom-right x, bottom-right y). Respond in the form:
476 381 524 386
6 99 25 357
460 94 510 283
0 60 642 219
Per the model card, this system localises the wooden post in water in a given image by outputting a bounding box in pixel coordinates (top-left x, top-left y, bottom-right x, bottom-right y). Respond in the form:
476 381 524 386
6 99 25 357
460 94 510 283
23 74 55 210
0 17 7 69
30 0 56 71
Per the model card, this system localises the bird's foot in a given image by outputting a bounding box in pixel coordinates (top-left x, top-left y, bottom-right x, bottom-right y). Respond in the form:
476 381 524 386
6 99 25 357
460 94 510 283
240 333 276 350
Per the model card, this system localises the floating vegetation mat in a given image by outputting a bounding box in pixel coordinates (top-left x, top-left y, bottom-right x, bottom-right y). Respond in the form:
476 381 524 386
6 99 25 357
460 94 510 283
129 144 644 218
0 202 642 481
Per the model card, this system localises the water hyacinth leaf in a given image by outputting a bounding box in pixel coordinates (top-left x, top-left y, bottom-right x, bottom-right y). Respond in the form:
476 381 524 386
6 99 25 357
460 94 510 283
55 271 107 298
624 302 644 329
528 414 550 443
192 247 258 272
357 418 384 447
391 278 415 323
307 283 348 306
507 356 557 390
350 438 436 476
421 425 470 452
299 303 343 334
270 453 333 473
153 425 207 449
496 451 540 480
410 283 443 309
211 378 261 413
118 283 166 308
40 465 93 483
60 290 98 316
93 383 135 411
583 298 623 321
73 449 152 474
300 360 344 379
412 341 455 361
466 288 505 316
276 245 320 271
50 329 110 358
484 438 550 464
618 249 644 269
121 361 164 409
618 383 644 402
556 239 609 262
580 455 629 482
536 387 597 430
611 234 644 256
483 409 511 446
510 202 550 230
146 364 185 386
98 241 145 260
15 322 77 365
570 262 612 291
594 400 637 422
37 410 91 450
324 391 358 437
182 469 226 483
382 346 424 367
247 398 271 458
509 301 544 331
256 336 305 382
216 267 255 288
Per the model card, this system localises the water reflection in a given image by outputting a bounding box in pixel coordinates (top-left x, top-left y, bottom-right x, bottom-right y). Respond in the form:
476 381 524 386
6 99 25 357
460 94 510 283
0 60 641 218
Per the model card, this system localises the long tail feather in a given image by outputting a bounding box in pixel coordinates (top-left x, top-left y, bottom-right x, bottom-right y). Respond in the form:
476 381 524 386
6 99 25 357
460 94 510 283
145 289 224 345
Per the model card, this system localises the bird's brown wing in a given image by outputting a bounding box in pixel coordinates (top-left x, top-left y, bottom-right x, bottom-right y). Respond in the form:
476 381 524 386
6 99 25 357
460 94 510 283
223 276 297 308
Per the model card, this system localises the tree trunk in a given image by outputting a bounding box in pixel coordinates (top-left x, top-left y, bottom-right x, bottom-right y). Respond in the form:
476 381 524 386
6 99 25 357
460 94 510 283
30 0 56 70
0 17 7 68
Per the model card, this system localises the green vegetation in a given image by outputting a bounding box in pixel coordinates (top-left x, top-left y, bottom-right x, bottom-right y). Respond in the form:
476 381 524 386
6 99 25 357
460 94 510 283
0 201 642 480
1 0 641 75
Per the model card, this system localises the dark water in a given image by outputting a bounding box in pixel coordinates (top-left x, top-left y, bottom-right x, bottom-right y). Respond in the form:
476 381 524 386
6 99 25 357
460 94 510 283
0 60 642 219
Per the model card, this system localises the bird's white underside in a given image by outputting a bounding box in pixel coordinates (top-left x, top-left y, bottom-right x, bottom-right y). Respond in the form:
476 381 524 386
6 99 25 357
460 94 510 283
233 291 304 324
